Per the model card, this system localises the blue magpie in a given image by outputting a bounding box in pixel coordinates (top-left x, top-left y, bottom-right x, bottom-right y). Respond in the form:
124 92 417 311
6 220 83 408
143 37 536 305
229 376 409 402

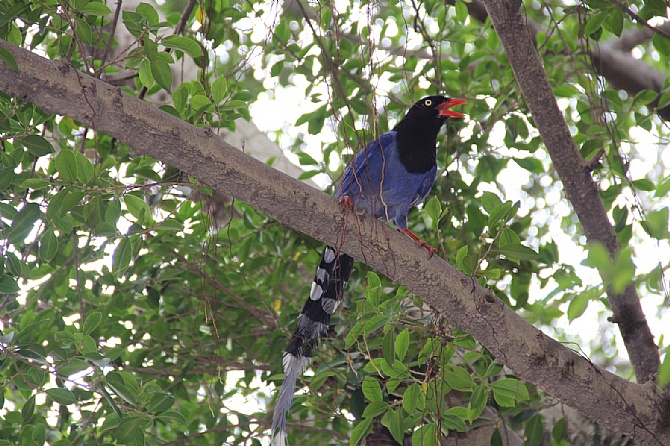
271 96 466 446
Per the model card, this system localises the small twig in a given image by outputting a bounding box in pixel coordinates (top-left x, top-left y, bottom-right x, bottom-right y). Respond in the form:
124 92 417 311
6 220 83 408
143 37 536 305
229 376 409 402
72 228 86 323
97 0 124 76
175 0 197 35
608 0 670 41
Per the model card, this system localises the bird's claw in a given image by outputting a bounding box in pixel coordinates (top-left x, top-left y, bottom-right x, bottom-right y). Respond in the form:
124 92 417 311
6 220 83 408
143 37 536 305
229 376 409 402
399 229 438 257
420 242 439 257
339 195 354 210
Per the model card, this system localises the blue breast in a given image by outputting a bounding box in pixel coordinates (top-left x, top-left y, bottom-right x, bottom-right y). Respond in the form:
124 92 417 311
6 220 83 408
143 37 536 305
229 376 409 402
335 131 437 230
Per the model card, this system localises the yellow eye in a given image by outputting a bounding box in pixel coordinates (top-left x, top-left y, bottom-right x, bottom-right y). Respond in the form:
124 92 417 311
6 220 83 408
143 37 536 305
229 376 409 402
424 99 432 106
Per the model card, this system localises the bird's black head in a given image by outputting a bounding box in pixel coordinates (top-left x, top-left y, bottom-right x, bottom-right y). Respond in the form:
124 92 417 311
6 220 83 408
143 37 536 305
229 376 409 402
394 95 467 173
403 95 467 122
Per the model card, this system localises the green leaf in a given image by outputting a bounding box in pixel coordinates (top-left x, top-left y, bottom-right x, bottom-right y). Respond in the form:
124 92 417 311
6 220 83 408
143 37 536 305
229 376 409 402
172 85 188 112
190 94 213 114
513 157 544 173
138 59 154 88
496 243 540 261
488 202 513 228
80 2 112 15
362 401 390 419
425 196 441 229
76 18 93 44
634 89 658 106
480 192 502 214
381 408 404 444
402 383 425 413
608 7 623 36
383 329 395 367
0 46 18 72
362 377 383 403
8 203 41 244
567 292 588 322
455 245 469 269
363 315 389 334
584 11 608 36
157 410 187 426
395 329 410 362
491 378 529 407
365 272 383 307
644 207 669 239
83 312 102 336
653 34 670 58
39 228 59 262
524 414 545 446
46 388 76 405
117 416 144 443
454 0 468 22
57 359 90 377
56 149 78 182
0 275 20 294
0 167 14 190
222 99 248 111
76 152 94 184
21 135 54 156
211 76 228 104
136 2 159 25
498 228 521 247
162 35 204 58
350 418 373 446
158 218 184 231
552 418 568 441
113 237 134 274
444 366 474 391
659 346 670 388
124 194 150 224
151 59 173 92
658 91 670 110
553 84 581 98
468 384 488 421
412 423 437 446
21 395 35 422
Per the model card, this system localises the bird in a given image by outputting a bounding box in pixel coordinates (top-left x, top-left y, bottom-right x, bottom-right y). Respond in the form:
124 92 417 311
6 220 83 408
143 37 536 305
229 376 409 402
271 95 467 446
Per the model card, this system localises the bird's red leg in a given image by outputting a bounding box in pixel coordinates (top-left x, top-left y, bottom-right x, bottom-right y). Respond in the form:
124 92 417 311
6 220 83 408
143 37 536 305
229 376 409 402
399 229 439 256
339 195 354 210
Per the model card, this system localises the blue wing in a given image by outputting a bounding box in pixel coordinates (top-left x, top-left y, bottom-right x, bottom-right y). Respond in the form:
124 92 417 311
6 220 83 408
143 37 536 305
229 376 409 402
335 131 437 230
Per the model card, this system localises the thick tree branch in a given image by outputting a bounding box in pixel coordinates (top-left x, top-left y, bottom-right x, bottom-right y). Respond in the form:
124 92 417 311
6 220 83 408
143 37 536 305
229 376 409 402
0 41 668 445
481 0 659 385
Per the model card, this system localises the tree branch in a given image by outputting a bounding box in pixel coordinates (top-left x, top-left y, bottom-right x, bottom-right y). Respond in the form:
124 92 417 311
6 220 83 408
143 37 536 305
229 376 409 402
0 41 668 445
481 0 659 385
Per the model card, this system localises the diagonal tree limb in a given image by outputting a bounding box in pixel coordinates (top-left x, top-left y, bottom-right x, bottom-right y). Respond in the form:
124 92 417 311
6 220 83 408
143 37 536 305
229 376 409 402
0 40 667 445
481 0 659 385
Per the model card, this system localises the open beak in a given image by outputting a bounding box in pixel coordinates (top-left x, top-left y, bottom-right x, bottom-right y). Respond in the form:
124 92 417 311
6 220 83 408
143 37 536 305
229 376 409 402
437 98 467 118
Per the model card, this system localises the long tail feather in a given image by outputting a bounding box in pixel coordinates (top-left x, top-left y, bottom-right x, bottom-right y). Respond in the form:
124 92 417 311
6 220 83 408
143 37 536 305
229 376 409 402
271 246 354 445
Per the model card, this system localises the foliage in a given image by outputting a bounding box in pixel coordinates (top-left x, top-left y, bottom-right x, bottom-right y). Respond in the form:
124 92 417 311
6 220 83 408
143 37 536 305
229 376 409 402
1 0 669 445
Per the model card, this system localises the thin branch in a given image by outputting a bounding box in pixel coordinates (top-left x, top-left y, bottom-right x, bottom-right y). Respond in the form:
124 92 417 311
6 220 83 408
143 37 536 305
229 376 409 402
72 228 86 323
608 0 670 41
97 0 123 76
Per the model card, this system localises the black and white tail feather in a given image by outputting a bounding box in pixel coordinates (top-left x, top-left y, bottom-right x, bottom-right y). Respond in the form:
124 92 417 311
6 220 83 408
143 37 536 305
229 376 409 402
271 246 354 446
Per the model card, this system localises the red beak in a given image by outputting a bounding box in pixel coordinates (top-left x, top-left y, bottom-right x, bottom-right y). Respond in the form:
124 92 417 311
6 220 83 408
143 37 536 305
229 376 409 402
437 98 467 118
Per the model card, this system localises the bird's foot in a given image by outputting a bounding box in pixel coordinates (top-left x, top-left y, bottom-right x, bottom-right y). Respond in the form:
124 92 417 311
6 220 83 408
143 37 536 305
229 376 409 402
399 229 438 257
339 195 354 210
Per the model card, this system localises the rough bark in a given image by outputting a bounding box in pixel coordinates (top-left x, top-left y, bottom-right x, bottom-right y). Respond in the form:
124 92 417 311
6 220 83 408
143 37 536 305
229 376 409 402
1 41 668 445
481 0 659 387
